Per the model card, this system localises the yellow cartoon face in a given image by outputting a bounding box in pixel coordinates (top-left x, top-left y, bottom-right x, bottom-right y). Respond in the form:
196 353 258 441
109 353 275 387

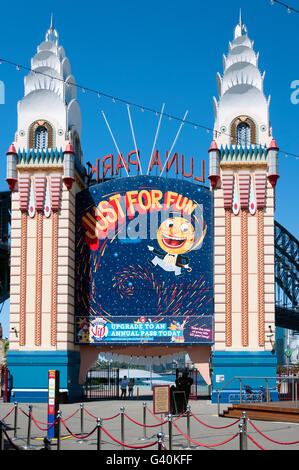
157 217 195 254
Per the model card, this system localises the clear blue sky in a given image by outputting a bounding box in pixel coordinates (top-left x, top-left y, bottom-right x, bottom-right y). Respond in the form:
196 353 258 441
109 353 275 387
0 0 298 337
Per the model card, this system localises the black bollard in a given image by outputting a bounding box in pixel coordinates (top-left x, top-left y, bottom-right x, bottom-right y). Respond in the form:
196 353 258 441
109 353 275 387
120 406 125 450
12 402 18 441
56 410 62 451
24 405 33 450
78 403 84 444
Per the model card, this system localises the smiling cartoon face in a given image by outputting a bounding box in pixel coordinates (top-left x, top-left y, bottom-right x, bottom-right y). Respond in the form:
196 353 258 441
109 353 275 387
157 217 195 254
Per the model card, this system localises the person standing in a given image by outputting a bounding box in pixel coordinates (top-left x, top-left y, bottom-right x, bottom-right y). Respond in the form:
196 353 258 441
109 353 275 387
128 378 135 398
120 376 129 399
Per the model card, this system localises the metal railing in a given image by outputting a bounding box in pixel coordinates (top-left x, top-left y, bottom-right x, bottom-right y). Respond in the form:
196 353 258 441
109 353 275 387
216 376 299 416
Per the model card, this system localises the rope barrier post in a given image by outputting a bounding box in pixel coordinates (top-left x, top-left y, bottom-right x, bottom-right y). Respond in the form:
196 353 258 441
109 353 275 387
78 403 84 444
167 414 173 450
238 421 247 450
157 432 164 451
120 406 125 450
24 405 34 450
56 410 62 451
183 404 192 450
0 420 4 451
12 402 18 440
96 418 102 451
139 402 150 441
242 411 248 437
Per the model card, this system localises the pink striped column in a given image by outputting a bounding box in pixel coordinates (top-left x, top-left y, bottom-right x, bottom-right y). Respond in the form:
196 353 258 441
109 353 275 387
18 175 31 346
33 175 47 346
238 172 250 346
49 176 62 346
254 171 267 346
221 172 234 346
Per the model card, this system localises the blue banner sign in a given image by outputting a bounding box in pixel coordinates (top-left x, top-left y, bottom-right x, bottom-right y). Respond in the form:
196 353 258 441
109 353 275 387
75 175 214 345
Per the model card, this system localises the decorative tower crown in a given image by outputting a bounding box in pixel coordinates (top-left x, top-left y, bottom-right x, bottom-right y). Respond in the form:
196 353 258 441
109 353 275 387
15 15 82 161
213 9 272 149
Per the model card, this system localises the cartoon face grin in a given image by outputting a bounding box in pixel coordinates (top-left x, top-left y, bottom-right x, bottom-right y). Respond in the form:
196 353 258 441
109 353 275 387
157 216 195 254
162 233 187 249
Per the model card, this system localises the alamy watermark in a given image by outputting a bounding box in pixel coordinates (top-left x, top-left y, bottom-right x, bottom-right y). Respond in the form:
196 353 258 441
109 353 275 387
291 80 299 104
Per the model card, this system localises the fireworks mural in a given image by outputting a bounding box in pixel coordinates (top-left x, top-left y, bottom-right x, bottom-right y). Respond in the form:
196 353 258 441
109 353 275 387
75 175 214 345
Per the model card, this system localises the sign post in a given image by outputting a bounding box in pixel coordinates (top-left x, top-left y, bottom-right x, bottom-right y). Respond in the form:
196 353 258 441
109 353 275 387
47 370 60 440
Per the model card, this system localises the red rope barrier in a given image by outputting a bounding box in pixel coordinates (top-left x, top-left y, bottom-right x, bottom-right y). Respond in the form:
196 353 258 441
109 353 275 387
190 412 241 429
19 407 30 418
0 407 14 421
61 418 97 439
146 408 166 422
172 421 238 448
173 411 187 421
247 433 265 450
101 425 158 449
30 414 56 432
84 408 120 421
124 413 167 428
249 420 299 445
63 409 79 422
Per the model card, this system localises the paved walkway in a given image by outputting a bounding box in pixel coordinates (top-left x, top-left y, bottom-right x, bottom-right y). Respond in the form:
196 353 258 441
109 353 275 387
1 398 299 451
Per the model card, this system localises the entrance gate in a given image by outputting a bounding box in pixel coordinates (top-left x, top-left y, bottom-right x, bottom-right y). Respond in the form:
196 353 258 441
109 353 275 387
84 367 120 400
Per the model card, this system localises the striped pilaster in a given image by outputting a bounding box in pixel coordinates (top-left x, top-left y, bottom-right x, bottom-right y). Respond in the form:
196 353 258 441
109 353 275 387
239 172 250 347
49 176 62 346
18 175 31 346
33 176 47 346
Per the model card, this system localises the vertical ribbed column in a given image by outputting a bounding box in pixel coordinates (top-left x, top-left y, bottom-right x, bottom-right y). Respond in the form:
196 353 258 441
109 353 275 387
222 172 234 347
241 210 248 346
225 209 232 346
257 208 265 346
50 176 62 346
239 172 250 347
34 175 46 346
255 171 267 346
18 175 31 346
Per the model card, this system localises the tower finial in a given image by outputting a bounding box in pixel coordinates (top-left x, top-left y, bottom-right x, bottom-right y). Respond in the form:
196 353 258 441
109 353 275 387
45 13 59 45
234 8 247 39
50 12 54 30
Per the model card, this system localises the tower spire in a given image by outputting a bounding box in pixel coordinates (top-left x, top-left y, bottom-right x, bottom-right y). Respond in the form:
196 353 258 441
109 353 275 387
45 13 59 45
234 8 247 39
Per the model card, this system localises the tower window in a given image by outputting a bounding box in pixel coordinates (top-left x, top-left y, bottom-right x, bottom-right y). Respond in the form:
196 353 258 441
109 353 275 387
34 126 48 149
29 121 54 149
237 122 251 146
231 116 256 146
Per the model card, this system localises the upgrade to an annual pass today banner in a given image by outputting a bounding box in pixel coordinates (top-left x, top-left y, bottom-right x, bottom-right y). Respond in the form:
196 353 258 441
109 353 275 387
75 175 213 345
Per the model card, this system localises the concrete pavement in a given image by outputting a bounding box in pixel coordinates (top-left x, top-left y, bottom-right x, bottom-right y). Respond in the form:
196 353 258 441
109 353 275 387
1 397 299 451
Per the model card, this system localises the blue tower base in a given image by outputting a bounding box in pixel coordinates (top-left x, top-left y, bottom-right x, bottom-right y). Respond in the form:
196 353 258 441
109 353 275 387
6 350 83 403
211 351 279 403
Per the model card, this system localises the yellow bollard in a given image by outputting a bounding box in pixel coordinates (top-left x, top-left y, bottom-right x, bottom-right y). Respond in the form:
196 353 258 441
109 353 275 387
137 387 139 400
